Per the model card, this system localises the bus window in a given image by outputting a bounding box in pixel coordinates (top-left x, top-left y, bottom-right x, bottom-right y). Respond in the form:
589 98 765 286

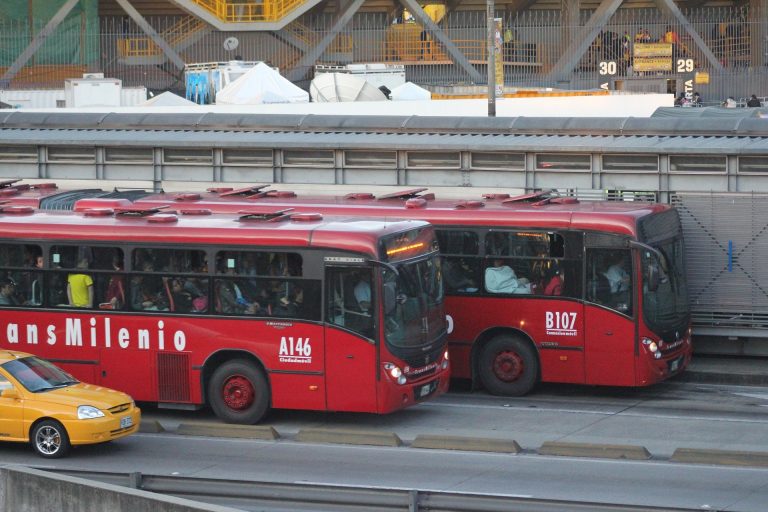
133 248 206 273
327 267 374 339
586 248 633 315
0 244 43 307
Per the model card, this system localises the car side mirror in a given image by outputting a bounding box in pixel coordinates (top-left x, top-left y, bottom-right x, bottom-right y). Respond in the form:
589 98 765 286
1 387 19 400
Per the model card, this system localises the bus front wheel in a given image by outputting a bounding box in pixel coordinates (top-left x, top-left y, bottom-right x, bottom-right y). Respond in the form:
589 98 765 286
208 359 270 424
478 335 539 396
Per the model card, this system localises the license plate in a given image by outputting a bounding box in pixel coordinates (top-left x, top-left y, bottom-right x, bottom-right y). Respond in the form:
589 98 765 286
669 358 681 373
417 380 437 400
120 416 133 429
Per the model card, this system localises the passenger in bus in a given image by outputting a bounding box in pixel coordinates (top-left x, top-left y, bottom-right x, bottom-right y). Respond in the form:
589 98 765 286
485 259 531 294
442 258 477 292
543 266 564 296
25 255 44 306
67 257 94 308
0 278 18 306
603 252 630 294
170 278 194 313
354 278 372 313
102 256 125 309
130 261 167 311
273 286 305 318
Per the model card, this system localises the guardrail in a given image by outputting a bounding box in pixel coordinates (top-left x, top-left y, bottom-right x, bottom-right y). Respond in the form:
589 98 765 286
42 468 708 512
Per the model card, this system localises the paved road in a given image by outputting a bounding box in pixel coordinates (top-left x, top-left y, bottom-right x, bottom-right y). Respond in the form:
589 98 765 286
138 380 768 458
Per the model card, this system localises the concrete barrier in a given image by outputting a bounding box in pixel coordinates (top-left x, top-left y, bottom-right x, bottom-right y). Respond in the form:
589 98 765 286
538 441 651 460
0 466 239 512
412 435 521 453
295 428 402 447
175 422 279 440
139 420 165 434
671 448 768 467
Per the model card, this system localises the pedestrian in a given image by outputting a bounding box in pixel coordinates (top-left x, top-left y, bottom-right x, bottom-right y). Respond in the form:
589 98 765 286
747 94 762 107
723 96 737 108
691 91 702 106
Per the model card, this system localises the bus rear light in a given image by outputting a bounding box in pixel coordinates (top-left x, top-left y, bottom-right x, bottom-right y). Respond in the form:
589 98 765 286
384 363 407 385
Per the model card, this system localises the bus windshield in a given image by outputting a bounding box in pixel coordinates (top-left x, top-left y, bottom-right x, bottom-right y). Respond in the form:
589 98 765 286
383 252 445 350
642 237 690 339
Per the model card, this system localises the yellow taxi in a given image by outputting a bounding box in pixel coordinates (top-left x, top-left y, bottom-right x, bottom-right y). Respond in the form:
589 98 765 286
0 350 141 458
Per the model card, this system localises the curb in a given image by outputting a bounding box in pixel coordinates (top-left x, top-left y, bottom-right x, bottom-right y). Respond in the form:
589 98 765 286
175 422 279 440
295 428 402 447
538 441 651 460
671 448 768 467
412 435 521 453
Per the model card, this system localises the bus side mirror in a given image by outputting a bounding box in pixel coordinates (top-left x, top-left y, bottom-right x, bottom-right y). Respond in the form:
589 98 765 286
0 387 19 400
647 264 660 292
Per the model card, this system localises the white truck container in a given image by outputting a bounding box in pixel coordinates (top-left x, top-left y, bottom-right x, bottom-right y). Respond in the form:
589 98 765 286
0 85 147 109
64 78 122 107
314 63 406 92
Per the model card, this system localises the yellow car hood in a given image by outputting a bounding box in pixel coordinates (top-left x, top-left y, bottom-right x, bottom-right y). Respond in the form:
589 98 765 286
31 383 131 410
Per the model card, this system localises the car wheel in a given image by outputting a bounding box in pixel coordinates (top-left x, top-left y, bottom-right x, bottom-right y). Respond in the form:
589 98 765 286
31 420 71 459
208 359 269 424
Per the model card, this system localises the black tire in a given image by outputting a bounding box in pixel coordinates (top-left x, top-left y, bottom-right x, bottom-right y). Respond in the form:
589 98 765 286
31 420 71 459
208 359 270 424
478 335 539 396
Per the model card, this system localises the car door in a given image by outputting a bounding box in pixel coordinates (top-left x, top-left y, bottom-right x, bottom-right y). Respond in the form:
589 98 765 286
0 372 25 441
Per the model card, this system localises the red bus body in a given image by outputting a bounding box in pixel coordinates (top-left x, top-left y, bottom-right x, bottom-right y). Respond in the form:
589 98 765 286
0 205 450 422
4 181 693 395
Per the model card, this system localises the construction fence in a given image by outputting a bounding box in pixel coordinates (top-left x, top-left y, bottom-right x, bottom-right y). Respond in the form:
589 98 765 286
0 5 765 100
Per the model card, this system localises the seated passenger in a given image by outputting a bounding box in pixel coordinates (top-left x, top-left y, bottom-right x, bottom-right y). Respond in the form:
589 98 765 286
170 279 194 313
443 258 477 292
485 259 531 294
0 278 18 306
543 267 564 296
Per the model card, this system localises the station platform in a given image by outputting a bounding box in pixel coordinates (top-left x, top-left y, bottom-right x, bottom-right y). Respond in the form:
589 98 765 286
680 355 768 386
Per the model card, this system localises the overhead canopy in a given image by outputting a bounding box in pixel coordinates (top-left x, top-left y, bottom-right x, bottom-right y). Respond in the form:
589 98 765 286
216 62 309 105
391 82 431 101
309 72 388 103
141 91 198 107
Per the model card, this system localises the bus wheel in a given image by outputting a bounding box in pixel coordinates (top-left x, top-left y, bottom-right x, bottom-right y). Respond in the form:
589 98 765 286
208 360 269 424
478 335 538 396
31 420 71 458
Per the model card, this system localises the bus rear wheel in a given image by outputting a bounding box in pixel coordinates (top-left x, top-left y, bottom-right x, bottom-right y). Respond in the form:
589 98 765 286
208 359 269 424
478 335 539 396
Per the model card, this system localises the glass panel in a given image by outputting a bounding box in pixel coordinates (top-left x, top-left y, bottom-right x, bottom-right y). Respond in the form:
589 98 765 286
602 154 659 172
163 148 213 164
738 156 768 174
327 267 375 338
215 251 302 277
105 147 153 163
436 230 479 255
0 145 37 161
535 153 590 171
406 151 460 168
470 152 524 170
47 146 95 162
133 248 207 273
669 155 726 173
586 248 633 315
283 149 334 166
442 256 481 293
344 150 397 167
222 148 273 165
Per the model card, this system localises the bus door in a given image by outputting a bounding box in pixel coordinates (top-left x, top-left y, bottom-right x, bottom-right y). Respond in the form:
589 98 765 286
324 265 377 412
583 247 636 386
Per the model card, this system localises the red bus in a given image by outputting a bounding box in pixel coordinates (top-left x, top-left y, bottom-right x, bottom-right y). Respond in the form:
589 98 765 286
0 204 450 423
5 182 692 396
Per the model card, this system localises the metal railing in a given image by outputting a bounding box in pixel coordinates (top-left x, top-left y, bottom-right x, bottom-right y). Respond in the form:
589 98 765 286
190 0 307 23
46 468 706 512
117 17 209 57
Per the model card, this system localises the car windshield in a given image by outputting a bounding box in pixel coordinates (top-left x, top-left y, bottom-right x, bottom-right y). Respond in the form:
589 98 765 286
1 356 79 393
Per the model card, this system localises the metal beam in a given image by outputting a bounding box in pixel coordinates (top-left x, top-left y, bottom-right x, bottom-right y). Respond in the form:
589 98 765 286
115 0 186 70
750 0 767 68
546 0 624 82
285 0 365 82
398 0 483 83
1 0 80 84
654 0 723 71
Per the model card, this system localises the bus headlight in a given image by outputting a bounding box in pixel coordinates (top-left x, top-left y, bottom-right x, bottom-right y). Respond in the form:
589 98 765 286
441 350 449 370
384 363 407 385
642 338 662 359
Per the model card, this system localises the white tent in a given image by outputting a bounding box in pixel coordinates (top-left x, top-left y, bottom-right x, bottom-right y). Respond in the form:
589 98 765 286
391 82 431 101
141 91 198 107
310 72 387 103
216 62 309 105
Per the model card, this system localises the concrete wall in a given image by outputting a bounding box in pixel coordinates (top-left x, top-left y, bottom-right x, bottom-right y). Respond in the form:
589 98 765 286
0 466 238 512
